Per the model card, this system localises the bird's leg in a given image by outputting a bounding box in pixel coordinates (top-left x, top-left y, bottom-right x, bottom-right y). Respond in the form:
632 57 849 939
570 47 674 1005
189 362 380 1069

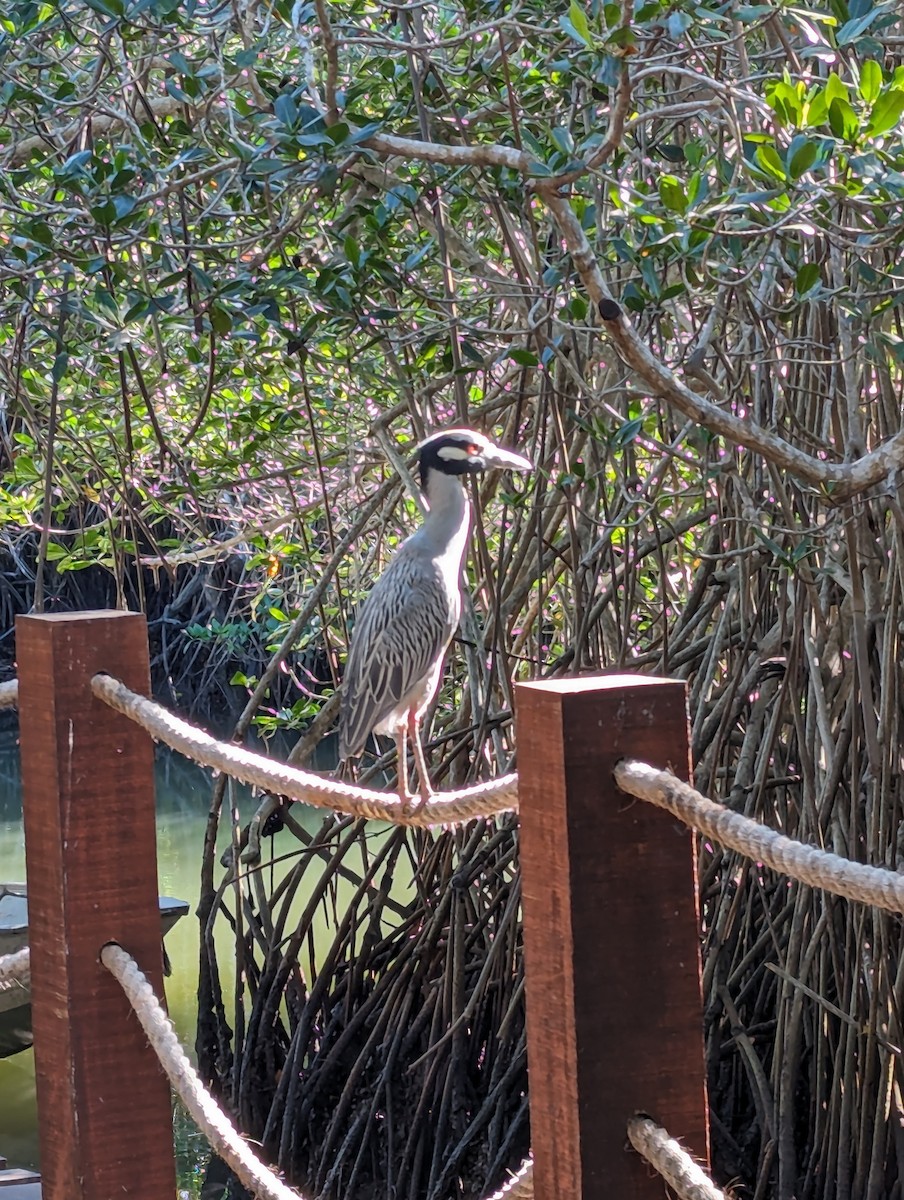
409 710 435 812
395 723 416 811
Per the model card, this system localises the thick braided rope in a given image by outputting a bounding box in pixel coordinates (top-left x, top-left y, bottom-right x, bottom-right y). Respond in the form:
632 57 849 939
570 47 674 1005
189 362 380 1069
0 947 30 991
91 674 518 826
0 679 17 708
627 1116 726 1200
102 944 304 1200
616 760 904 913
104 943 530 1200
484 1158 533 1200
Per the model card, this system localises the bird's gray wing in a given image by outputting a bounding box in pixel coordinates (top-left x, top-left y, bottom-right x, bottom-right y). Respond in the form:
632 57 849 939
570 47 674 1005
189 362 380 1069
338 553 457 759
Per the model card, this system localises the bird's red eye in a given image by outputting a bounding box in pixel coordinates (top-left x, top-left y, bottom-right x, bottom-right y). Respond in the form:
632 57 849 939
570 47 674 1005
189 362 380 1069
468 443 481 454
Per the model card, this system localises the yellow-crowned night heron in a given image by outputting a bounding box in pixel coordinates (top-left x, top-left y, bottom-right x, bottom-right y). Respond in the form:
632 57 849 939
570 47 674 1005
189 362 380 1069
339 427 532 809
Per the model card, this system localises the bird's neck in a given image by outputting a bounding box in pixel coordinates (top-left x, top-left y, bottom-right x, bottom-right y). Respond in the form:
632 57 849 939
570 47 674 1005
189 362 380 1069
421 469 472 562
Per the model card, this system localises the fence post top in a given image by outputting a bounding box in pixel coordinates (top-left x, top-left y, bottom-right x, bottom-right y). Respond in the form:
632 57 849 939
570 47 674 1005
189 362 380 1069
515 673 685 696
16 610 144 627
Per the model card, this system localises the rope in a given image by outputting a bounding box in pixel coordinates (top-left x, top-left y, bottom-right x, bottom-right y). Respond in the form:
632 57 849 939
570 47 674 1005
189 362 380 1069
0 679 17 708
616 760 904 914
91 674 518 827
104 942 530 1200
0 946 30 991
627 1116 726 1200
484 1158 533 1200
102 943 306 1200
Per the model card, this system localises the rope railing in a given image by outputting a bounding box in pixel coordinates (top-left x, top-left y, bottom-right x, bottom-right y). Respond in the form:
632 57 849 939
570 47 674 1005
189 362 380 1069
102 943 306 1200
487 1158 534 1200
0 946 30 991
0 679 17 708
627 1116 727 1200
616 759 904 914
90 673 517 826
90 670 904 907
102 942 534 1200
13 659 899 1200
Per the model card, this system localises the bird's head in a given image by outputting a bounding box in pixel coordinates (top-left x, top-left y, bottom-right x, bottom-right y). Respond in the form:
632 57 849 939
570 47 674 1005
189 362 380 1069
417 428 532 492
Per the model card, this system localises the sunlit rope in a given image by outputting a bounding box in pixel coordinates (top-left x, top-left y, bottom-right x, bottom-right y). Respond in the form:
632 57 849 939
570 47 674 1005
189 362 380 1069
91 674 518 826
0 679 17 708
104 942 531 1200
485 1157 533 1200
627 1116 727 1200
102 943 305 1200
616 760 904 913
0 946 30 991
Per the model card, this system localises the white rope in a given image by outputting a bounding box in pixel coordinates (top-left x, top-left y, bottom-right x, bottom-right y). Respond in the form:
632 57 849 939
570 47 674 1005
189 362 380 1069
104 942 530 1200
102 943 305 1200
91 674 518 826
616 759 904 913
0 679 17 708
0 946 30 991
484 1157 533 1200
627 1116 726 1200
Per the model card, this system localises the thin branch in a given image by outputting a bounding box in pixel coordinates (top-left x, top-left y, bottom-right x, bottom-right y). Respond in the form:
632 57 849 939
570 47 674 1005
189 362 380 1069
313 0 340 124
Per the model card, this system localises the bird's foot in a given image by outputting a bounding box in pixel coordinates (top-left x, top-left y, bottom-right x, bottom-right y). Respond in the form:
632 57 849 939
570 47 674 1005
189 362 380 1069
398 789 419 816
399 787 434 816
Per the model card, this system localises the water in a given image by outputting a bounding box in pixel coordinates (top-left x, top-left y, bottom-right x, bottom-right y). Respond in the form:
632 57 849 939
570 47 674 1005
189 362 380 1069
0 725 254 1187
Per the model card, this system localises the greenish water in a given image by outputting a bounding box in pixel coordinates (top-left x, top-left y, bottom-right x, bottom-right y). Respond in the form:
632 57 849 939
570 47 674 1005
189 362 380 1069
0 726 254 1191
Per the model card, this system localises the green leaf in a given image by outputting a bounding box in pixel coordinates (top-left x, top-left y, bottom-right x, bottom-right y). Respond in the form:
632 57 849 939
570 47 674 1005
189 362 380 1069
754 144 787 182
550 126 574 155
569 0 593 44
565 0 593 47
766 79 803 126
836 9 880 45
209 305 233 335
274 93 298 128
866 89 904 137
623 282 646 313
90 200 117 226
796 263 820 295
509 348 539 366
825 74 849 107
13 455 40 481
804 88 828 127
568 294 589 320
614 417 643 446
325 121 351 145
828 97 859 142
859 60 882 104
788 140 817 178
28 220 53 246
658 174 687 214
59 149 93 178
83 0 123 15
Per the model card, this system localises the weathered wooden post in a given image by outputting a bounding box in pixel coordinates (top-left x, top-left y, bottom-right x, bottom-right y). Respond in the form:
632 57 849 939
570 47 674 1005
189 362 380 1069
515 674 709 1200
16 611 176 1200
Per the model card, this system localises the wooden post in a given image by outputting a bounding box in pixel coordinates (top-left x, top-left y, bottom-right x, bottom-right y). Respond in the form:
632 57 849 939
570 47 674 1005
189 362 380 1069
16 611 176 1200
515 674 709 1200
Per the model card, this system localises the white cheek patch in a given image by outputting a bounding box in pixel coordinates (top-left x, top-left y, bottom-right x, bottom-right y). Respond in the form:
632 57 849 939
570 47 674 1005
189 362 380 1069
437 445 474 461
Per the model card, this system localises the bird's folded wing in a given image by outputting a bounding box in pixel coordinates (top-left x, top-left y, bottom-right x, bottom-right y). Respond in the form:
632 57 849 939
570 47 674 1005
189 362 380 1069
339 559 456 758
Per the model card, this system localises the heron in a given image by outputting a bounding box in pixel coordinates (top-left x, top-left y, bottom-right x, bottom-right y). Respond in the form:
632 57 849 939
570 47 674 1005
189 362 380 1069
338 427 532 810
